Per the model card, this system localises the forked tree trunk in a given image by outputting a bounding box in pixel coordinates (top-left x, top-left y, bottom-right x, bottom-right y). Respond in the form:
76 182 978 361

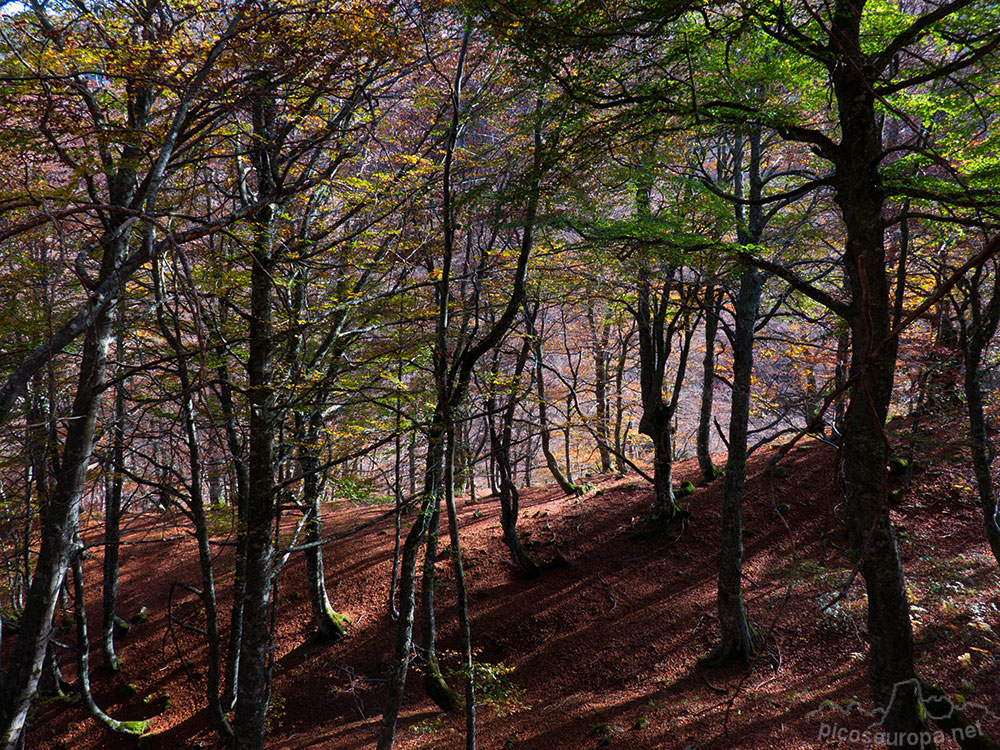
420 459 457 711
635 260 695 525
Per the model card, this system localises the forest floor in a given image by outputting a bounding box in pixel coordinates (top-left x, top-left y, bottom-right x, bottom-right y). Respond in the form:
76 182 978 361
28 412 1000 750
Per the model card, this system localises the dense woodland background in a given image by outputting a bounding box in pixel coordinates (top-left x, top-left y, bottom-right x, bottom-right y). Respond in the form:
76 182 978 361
0 0 998 748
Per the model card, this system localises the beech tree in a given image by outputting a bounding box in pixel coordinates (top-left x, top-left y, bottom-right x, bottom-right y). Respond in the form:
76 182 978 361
694 1 1000 742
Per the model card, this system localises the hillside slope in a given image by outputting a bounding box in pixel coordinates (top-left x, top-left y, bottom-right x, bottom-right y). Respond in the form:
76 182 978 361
30 429 1000 750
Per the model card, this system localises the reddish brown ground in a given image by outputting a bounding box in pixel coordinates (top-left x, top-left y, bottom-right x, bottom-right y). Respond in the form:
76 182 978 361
28 419 1000 749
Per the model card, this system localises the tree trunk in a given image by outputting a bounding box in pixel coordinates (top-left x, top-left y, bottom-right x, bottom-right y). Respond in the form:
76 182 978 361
419 458 457 711
697 285 721 482
488 338 537 575
232 208 278 750
635 259 693 525
585 297 613 473
443 426 476 749
705 268 762 666
644 408 676 519
613 326 634 473
962 334 1000 565
377 490 434 750
216 352 249 712
832 30 925 741
101 314 126 672
300 415 349 641
528 314 579 496
153 257 233 742
71 553 147 736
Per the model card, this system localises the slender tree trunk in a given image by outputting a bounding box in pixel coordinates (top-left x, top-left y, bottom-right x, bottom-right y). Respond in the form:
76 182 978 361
382 31 470 746
528 315 578 496
961 334 1000 566
834 326 850 439
71 553 146 736
697 285 721 482
216 352 249 711
153 257 233 742
377 489 434 750
613 327 633 473
443 425 476 749
389 392 404 618
408 430 417 499
523 429 534 487
705 268 762 666
585 298 613 473
300 415 349 641
489 338 537 575
101 313 126 671
379 28 541 746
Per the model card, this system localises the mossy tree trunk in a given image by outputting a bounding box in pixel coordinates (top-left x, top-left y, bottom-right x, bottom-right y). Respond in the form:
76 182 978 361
300 415 350 642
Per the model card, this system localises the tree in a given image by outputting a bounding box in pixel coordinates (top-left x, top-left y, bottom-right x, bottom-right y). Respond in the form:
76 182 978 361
378 19 560 747
712 0 1000 741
